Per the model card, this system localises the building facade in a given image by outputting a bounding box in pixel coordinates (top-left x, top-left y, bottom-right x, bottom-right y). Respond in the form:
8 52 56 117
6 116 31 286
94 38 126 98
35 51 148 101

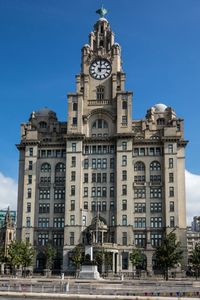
16 9 188 274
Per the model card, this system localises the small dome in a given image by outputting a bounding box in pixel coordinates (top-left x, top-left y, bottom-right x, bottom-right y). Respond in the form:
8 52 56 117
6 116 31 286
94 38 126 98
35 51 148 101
36 107 56 116
153 103 168 113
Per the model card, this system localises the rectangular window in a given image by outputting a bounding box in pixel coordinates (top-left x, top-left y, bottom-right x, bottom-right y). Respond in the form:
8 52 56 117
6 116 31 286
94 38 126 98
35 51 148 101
92 159 97 169
135 217 146 228
122 170 127 181
53 232 64 246
27 202 31 213
92 173 96 183
29 147 33 156
122 185 127 195
28 175 32 184
102 201 106 211
168 144 173 153
139 148 145 156
122 155 127 166
54 203 65 213
71 171 76 181
97 187 101 197
122 199 127 210
134 203 146 213
39 189 50 199
110 201 114 211
97 173 101 183
91 201 96 211
72 143 76 152
38 218 49 228
83 158 88 169
169 173 174 183
71 185 75 196
110 173 114 183
169 158 174 169
70 215 75 225
122 115 127 125
26 217 31 227
150 217 162 228
135 233 146 247
53 217 64 228
150 188 162 198
110 186 114 197
122 142 127 151
122 215 127 226
84 201 88 210
97 159 101 168
70 232 74 245
122 232 127 245
71 200 75 211
134 188 146 199
84 173 88 183
102 158 107 169
39 203 50 213
170 216 175 227
82 215 86 226
72 156 76 167
102 173 107 183
110 158 115 169
72 117 77 125
169 187 174 197
28 161 33 171
92 187 96 197
102 187 107 197
27 188 32 198
150 202 162 213
170 201 174 212
38 233 49 246
151 233 162 247
54 188 65 199
84 187 88 197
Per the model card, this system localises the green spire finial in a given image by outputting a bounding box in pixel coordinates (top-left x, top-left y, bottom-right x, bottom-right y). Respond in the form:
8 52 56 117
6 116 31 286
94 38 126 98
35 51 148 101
96 5 108 18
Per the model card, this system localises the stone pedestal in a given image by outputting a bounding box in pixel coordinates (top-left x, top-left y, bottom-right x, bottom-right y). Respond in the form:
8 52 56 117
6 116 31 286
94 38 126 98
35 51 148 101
79 264 100 280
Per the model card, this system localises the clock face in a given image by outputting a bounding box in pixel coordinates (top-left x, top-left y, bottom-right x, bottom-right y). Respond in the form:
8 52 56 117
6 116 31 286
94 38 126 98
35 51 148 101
89 59 111 80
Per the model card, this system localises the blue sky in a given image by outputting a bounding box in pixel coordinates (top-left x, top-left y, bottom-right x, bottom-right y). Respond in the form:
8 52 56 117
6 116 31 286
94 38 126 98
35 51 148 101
0 0 200 180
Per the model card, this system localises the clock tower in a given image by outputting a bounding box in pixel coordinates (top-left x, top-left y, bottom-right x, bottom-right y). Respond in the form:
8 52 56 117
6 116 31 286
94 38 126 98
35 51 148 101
64 6 134 271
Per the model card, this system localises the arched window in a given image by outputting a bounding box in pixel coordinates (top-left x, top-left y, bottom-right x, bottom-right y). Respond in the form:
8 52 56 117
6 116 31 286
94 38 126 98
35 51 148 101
150 161 161 171
157 118 165 125
134 161 145 171
41 163 51 173
96 86 105 100
92 119 108 129
39 121 47 129
55 163 65 173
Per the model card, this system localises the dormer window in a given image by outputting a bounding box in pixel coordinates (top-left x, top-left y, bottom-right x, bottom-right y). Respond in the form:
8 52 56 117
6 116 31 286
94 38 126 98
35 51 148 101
96 85 105 100
157 118 165 125
39 121 47 129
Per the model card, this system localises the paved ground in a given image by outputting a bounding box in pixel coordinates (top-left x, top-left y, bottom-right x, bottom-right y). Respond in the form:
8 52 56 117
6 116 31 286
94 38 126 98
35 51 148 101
0 277 199 298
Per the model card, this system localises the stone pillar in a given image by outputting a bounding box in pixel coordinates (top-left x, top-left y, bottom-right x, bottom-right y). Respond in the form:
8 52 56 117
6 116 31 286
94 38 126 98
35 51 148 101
112 252 115 273
85 245 93 261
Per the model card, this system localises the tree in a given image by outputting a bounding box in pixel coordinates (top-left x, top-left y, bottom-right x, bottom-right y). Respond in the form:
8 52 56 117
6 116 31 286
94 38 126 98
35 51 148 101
42 244 56 270
155 232 183 280
6 241 35 276
70 245 83 277
189 243 200 279
129 249 143 277
20 242 35 275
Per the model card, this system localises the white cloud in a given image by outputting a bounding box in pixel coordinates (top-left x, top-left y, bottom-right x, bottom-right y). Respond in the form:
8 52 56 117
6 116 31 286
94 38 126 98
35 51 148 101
185 170 200 225
0 172 17 210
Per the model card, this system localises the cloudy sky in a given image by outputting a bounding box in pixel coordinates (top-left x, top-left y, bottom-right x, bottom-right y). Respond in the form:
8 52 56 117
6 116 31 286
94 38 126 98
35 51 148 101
0 0 200 224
